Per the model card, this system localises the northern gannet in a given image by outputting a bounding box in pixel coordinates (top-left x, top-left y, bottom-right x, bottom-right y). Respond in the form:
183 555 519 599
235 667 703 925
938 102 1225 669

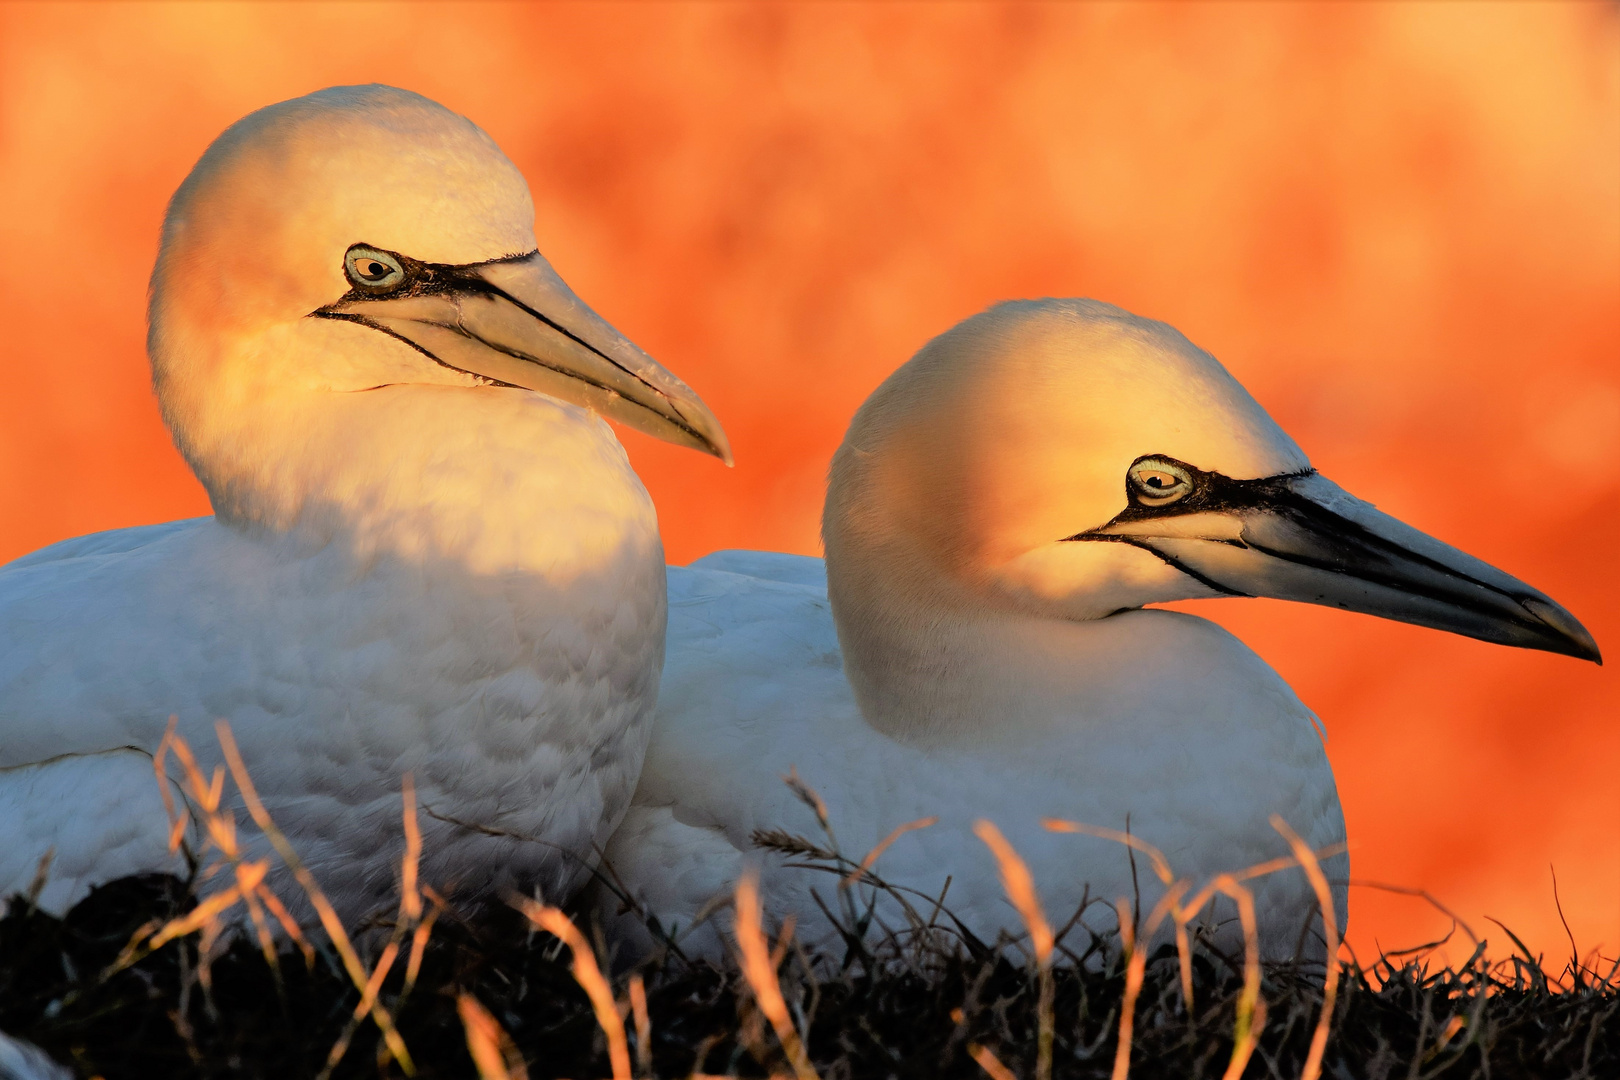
0 85 730 920
603 299 1597 963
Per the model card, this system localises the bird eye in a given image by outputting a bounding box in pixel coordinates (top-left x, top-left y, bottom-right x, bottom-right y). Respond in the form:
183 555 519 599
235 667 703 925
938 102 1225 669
344 246 406 291
1128 457 1194 506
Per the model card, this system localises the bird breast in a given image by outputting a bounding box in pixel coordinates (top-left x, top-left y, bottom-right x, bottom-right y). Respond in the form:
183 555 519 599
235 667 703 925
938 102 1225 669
0 384 668 916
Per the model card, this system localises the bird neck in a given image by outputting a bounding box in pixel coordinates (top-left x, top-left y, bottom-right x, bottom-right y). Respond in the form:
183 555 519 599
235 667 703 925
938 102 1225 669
198 384 662 580
828 553 1257 746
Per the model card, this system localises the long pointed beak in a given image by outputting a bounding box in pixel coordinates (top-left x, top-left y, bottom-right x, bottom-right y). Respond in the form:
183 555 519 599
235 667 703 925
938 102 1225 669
1083 470 1600 663
318 252 732 464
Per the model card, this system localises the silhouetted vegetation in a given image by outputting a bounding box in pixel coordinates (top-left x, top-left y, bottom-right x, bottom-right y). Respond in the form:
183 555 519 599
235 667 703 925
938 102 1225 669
3 728 1612 1079
1 869 1614 1080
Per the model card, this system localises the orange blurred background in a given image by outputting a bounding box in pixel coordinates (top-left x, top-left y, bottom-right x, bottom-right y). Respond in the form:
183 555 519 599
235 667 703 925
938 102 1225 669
1 2 1614 968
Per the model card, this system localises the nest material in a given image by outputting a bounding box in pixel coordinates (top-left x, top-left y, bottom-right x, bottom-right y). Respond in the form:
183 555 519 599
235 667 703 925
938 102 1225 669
0 872 1614 1080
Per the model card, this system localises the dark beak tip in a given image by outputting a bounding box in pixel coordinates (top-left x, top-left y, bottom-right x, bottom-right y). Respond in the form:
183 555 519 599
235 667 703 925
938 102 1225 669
1570 630 1603 666
1520 597 1602 665
1553 636 1604 666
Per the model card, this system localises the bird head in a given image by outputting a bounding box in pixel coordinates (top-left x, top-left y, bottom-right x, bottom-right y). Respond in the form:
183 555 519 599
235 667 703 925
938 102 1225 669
825 298 1599 664
149 85 730 523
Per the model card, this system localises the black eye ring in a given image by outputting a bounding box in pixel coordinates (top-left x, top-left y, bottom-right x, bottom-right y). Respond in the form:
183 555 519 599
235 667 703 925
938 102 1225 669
1127 456 1195 507
344 245 407 293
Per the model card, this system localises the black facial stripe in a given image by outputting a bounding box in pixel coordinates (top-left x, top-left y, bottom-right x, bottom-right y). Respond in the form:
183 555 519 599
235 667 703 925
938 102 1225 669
328 245 535 303
1063 458 1549 633
316 243 673 409
1059 459 1309 544
1122 456 1309 521
314 307 644 403
1086 535 1252 597
311 311 523 389
311 305 716 448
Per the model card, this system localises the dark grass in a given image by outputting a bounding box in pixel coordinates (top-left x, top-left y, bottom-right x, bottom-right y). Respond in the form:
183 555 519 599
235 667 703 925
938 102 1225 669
1 873 1614 1080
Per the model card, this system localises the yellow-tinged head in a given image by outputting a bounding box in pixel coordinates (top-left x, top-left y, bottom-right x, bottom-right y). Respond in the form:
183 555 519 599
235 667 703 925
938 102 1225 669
826 298 1596 733
149 85 729 526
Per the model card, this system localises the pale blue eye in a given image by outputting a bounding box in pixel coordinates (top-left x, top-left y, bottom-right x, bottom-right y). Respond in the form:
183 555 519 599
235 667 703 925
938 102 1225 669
1129 458 1193 505
344 246 405 290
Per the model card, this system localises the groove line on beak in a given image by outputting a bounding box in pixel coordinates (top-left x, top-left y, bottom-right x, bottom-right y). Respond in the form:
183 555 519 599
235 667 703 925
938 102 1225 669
319 307 725 454
467 278 663 399
1059 462 1597 660
1241 498 1554 631
314 310 524 389
314 250 664 400
308 240 730 461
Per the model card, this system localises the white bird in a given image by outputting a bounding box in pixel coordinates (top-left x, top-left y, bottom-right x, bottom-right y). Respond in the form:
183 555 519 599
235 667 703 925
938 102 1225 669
0 85 730 920
0 1030 71 1080
603 299 1598 964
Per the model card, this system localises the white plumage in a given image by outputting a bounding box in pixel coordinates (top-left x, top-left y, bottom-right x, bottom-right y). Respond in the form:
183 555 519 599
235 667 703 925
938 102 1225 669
0 85 729 921
604 299 1598 964
0 1029 71 1080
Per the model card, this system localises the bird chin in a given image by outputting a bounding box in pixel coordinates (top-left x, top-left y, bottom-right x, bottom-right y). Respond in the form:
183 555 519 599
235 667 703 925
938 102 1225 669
989 540 1229 622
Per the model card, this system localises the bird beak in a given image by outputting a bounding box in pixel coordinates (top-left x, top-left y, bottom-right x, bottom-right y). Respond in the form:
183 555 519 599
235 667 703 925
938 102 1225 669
316 252 733 465
1081 470 1600 663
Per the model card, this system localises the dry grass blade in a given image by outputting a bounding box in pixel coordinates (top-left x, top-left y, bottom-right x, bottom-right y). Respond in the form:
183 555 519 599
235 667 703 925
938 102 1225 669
458 992 530 1080
783 766 833 839
237 871 280 974
1212 875 1263 1080
400 773 422 924
1032 812 1349 1071
732 870 819 1080
153 717 191 854
257 886 315 969
403 894 443 997
393 775 438 1001
1043 818 1175 886
974 820 1054 1080
166 728 315 972
1173 916 1194 1014
356 941 401 1020
23 848 54 911
514 897 631 1080
1045 817 1202 1013
136 884 244 957
149 724 422 1075
214 721 415 1075
751 828 837 862
1423 1015 1466 1063
842 816 938 886
974 820 1054 965
110 727 257 980
1111 881 1190 1080
1271 815 1341 1080
968 1042 1018 1080
1111 898 1137 1080
629 973 651 1077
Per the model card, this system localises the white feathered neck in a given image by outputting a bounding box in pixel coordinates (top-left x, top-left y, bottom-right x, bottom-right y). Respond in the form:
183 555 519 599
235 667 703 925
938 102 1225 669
188 380 659 580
